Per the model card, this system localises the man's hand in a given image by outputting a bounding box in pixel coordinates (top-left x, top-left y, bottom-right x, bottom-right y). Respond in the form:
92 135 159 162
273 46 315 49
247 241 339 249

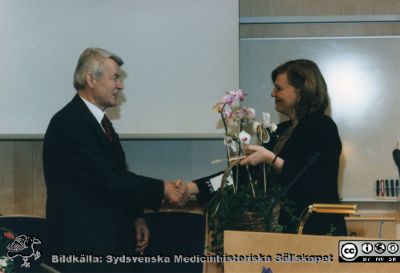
134 218 149 253
164 179 190 206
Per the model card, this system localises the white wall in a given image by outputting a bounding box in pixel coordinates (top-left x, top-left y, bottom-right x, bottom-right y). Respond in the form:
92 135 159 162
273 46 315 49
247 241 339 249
0 0 238 138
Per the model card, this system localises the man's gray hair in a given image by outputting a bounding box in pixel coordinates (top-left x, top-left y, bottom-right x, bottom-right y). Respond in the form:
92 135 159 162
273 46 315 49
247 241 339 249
73 48 124 91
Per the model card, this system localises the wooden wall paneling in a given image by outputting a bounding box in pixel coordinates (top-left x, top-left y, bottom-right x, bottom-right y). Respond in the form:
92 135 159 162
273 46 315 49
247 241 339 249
240 23 400 38
0 141 15 215
13 141 33 214
32 141 46 216
239 0 400 38
239 0 400 17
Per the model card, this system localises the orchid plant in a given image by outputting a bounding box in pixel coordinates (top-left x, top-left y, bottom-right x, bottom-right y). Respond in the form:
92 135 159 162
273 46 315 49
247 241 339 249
213 90 276 155
208 90 282 254
212 90 277 194
213 90 253 154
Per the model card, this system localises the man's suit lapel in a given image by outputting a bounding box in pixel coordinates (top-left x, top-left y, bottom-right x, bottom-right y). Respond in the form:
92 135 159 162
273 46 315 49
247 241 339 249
107 119 127 170
71 95 126 169
71 95 108 141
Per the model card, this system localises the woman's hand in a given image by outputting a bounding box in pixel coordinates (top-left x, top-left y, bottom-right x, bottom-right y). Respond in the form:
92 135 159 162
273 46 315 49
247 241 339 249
240 145 285 173
239 145 275 166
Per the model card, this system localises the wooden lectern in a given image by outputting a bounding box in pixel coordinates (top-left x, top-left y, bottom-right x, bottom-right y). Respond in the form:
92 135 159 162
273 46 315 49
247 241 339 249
223 230 397 273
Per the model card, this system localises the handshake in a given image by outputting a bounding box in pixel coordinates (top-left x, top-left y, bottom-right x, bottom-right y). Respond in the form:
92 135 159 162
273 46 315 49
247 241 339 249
163 180 199 207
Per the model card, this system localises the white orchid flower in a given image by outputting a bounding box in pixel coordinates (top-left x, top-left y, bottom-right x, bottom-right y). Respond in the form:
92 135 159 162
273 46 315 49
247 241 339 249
245 107 256 120
224 106 233 118
224 136 238 153
234 89 246 101
230 141 239 153
262 112 271 127
222 94 235 105
223 90 246 107
223 136 232 146
239 130 251 144
270 122 278 133
262 112 277 133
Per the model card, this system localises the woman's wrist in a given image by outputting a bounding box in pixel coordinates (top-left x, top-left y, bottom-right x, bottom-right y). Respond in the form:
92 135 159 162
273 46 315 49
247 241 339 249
272 156 284 174
271 154 278 165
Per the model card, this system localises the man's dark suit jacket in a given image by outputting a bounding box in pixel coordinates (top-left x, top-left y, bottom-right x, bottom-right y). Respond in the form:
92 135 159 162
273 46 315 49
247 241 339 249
43 95 164 272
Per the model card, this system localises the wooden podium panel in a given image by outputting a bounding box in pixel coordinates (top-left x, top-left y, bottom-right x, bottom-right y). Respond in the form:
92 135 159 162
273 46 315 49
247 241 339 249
224 231 397 273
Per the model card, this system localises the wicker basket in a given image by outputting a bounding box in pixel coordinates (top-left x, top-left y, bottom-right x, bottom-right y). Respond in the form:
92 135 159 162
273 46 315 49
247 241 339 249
237 211 265 231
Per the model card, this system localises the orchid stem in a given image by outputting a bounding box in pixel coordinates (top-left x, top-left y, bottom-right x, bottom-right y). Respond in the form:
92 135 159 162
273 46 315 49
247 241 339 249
246 164 256 198
263 164 267 193
250 180 256 198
